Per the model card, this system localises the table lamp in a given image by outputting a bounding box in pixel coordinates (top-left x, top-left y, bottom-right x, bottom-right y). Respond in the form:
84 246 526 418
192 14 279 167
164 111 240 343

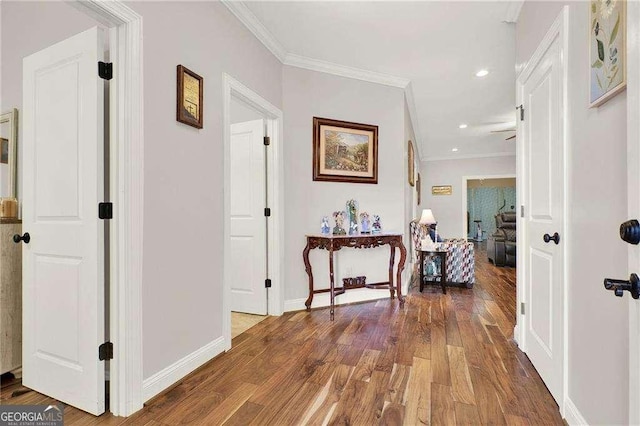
419 209 438 250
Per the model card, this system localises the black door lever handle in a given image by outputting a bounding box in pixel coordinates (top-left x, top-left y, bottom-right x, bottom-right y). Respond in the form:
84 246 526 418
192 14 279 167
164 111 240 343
13 233 30 244
604 274 640 299
543 232 560 245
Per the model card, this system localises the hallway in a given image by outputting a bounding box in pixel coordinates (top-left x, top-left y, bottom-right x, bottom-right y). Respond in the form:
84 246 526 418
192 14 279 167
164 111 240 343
1 245 562 424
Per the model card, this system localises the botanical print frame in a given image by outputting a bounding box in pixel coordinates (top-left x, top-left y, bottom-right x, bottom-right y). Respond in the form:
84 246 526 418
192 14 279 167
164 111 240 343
408 140 415 187
590 0 626 107
176 65 204 128
312 117 378 184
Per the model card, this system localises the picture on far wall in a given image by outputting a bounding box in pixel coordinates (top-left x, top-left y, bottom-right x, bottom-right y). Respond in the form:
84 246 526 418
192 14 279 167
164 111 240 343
590 0 626 107
312 117 378 184
176 65 204 128
408 140 415 187
416 173 421 205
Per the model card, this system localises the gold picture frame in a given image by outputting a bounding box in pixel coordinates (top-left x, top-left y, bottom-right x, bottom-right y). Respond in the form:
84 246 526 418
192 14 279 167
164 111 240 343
416 173 421 205
408 140 415 187
432 185 452 196
176 65 203 128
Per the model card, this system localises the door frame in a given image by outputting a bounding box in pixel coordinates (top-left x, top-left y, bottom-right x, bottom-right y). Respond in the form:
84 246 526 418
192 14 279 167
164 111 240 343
626 1 640 423
461 173 516 238
515 6 569 417
67 1 144 416
222 74 284 350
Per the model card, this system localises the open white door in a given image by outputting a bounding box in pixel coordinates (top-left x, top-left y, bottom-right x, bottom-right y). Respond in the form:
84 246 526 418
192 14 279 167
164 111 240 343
22 26 106 415
230 119 268 315
518 11 566 407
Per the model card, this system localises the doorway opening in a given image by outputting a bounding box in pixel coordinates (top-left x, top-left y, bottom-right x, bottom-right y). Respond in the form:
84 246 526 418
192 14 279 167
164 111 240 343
222 74 284 351
461 174 517 240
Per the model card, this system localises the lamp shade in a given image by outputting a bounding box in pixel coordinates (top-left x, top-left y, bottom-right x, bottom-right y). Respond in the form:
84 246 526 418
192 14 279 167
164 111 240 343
419 209 436 225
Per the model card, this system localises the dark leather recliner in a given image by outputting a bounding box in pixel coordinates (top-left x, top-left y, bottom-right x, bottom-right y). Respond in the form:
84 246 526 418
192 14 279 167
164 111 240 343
487 212 517 267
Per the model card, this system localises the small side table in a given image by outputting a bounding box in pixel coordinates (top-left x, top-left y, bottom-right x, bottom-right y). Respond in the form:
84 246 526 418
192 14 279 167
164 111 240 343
419 249 448 294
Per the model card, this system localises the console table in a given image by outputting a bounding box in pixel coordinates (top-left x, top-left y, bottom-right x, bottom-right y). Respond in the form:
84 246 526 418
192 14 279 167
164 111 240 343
302 233 407 320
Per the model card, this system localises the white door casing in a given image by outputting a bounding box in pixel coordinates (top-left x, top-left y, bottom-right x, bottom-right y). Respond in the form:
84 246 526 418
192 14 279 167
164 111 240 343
22 27 106 415
516 7 568 409
230 119 267 315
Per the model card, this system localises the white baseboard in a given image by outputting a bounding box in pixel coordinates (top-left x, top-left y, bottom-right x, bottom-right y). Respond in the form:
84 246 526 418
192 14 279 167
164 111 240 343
142 336 226 402
564 397 588 425
513 324 520 346
284 287 392 312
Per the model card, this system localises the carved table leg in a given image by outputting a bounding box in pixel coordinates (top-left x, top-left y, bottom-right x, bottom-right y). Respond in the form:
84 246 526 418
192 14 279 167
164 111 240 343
388 244 396 299
303 239 314 310
396 239 407 306
329 245 335 320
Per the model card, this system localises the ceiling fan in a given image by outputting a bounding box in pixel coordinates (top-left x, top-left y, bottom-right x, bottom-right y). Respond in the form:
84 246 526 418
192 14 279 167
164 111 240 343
491 128 516 141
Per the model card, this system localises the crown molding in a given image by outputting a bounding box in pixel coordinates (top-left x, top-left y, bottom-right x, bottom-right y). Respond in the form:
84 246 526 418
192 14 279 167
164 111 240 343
503 0 524 23
423 151 516 162
284 53 410 89
220 0 287 62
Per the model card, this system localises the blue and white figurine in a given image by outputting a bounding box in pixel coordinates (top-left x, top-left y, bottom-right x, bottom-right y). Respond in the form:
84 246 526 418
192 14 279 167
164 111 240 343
321 216 331 235
372 215 382 233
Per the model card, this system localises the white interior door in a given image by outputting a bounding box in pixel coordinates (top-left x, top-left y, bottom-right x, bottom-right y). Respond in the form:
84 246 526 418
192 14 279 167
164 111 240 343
22 26 106 415
230 119 267 315
520 28 565 405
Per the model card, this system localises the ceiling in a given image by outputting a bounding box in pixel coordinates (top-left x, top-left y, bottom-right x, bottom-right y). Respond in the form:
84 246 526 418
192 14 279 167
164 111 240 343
236 1 519 161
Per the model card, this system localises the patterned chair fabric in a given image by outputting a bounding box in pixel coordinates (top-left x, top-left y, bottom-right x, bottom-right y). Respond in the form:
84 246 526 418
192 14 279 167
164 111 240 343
410 221 475 287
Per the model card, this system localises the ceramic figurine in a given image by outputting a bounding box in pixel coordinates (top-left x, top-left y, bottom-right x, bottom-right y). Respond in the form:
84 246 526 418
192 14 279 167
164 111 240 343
346 199 359 234
349 222 358 235
321 216 331 235
332 211 346 235
372 215 382 233
360 212 371 234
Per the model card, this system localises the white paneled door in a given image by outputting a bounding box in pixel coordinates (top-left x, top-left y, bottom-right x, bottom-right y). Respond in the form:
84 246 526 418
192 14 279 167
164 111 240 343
22 27 106 415
230 119 268 315
520 24 565 405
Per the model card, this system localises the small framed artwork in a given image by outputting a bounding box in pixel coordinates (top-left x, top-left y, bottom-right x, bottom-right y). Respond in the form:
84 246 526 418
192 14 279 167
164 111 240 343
590 0 626 107
416 173 421 205
432 185 452 196
408 140 415 187
176 65 203 128
312 117 378 184
0 138 8 164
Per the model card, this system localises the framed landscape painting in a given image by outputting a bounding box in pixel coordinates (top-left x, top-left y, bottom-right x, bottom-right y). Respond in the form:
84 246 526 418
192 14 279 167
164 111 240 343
590 0 626 107
313 117 378 184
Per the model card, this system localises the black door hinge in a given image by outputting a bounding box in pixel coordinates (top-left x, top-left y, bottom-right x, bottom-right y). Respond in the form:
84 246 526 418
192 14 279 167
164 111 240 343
99 202 113 220
265 279 272 288
263 136 271 146
98 61 113 80
99 342 113 361
264 207 271 217
516 104 524 121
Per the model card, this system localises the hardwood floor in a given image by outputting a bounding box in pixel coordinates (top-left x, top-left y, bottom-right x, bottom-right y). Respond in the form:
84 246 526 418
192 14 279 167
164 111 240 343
0 244 563 425
231 312 267 339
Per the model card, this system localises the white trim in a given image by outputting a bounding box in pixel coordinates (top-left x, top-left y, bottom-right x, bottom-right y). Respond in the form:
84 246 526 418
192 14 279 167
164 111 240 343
461 173 516 238
516 6 569 416
142 337 226 402
404 84 423 161
627 1 640 424
219 0 287 62
284 53 409 89
285 289 388 312
223 74 284 351
563 398 588 426
67 0 144 416
502 0 524 24
423 152 516 162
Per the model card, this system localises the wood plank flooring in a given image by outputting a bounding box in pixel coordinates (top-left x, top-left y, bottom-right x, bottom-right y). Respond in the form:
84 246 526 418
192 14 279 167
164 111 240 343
0 244 563 425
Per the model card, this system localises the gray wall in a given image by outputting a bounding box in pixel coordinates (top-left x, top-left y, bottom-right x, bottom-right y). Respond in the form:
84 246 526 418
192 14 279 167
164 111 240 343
517 2 629 424
420 156 516 238
123 1 283 380
282 65 405 302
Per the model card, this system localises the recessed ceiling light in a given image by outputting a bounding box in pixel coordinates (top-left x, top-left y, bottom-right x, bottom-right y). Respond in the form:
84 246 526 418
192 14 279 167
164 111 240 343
452 148 459 152
459 124 468 129
476 69 489 77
